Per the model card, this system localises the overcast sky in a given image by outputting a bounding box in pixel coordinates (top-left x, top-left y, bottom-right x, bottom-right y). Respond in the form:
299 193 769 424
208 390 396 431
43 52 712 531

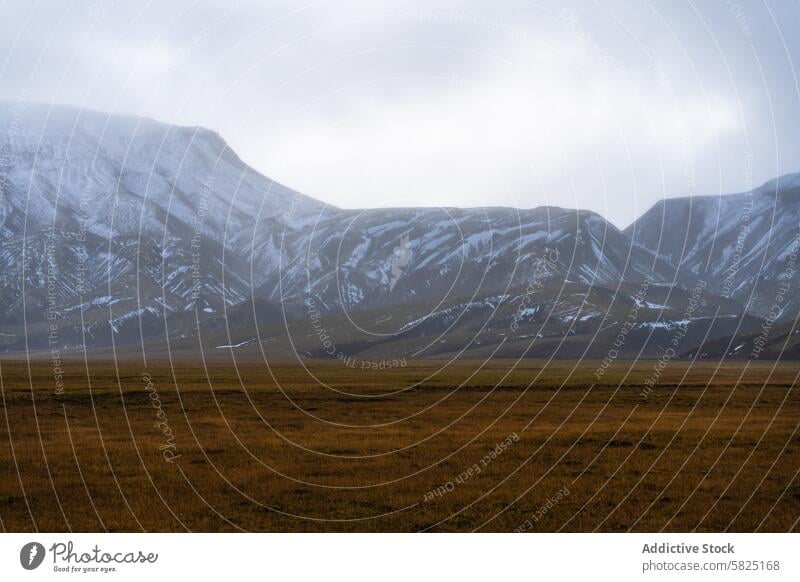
1 0 799 227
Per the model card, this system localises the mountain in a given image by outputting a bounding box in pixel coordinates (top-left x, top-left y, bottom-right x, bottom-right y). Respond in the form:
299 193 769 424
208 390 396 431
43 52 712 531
0 103 326 342
268 203 669 314
626 173 800 322
288 280 761 362
0 103 786 359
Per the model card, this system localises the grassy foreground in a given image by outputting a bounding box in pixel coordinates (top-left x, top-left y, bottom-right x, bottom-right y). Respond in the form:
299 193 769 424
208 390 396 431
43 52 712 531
0 358 798 532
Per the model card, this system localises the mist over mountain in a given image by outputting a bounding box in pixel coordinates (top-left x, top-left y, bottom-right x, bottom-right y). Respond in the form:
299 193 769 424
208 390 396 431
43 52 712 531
1 105 795 359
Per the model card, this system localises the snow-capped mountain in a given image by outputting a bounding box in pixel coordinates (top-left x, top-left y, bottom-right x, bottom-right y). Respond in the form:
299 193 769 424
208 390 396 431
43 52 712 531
0 103 327 337
0 106 662 329
263 204 666 315
0 104 788 358
626 172 800 321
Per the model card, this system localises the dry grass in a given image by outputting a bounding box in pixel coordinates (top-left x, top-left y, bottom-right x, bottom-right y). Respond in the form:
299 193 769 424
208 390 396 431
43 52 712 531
0 358 798 532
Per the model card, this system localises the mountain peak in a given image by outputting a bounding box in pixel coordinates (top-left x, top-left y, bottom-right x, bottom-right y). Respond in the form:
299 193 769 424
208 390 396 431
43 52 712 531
756 171 800 191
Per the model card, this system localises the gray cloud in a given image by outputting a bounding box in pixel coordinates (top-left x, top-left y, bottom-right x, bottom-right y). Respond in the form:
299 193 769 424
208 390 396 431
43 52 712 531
1 0 798 227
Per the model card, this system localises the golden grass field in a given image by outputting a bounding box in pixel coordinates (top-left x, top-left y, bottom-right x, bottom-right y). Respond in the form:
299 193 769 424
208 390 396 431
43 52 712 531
0 358 798 532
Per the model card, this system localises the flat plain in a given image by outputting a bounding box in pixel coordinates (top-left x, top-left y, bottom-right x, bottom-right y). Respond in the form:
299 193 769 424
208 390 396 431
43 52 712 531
0 358 798 532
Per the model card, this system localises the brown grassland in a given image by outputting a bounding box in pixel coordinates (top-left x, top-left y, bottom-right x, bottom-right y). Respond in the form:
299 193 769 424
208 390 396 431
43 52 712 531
0 358 798 532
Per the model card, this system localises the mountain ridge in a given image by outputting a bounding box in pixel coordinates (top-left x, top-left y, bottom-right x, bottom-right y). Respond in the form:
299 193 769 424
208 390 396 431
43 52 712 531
1 104 797 359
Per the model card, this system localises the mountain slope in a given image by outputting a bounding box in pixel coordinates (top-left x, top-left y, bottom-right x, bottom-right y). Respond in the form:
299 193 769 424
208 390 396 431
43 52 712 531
0 103 785 360
626 173 800 321
0 103 328 334
265 204 669 316
684 320 800 361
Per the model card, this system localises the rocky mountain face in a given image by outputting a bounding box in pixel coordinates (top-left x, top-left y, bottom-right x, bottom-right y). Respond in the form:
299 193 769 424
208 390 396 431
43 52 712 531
626 173 800 322
0 103 326 345
269 204 667 311
0 104 793 358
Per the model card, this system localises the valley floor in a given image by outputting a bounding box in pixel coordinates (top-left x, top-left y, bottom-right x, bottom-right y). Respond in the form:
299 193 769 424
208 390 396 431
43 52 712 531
0 359 798 532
